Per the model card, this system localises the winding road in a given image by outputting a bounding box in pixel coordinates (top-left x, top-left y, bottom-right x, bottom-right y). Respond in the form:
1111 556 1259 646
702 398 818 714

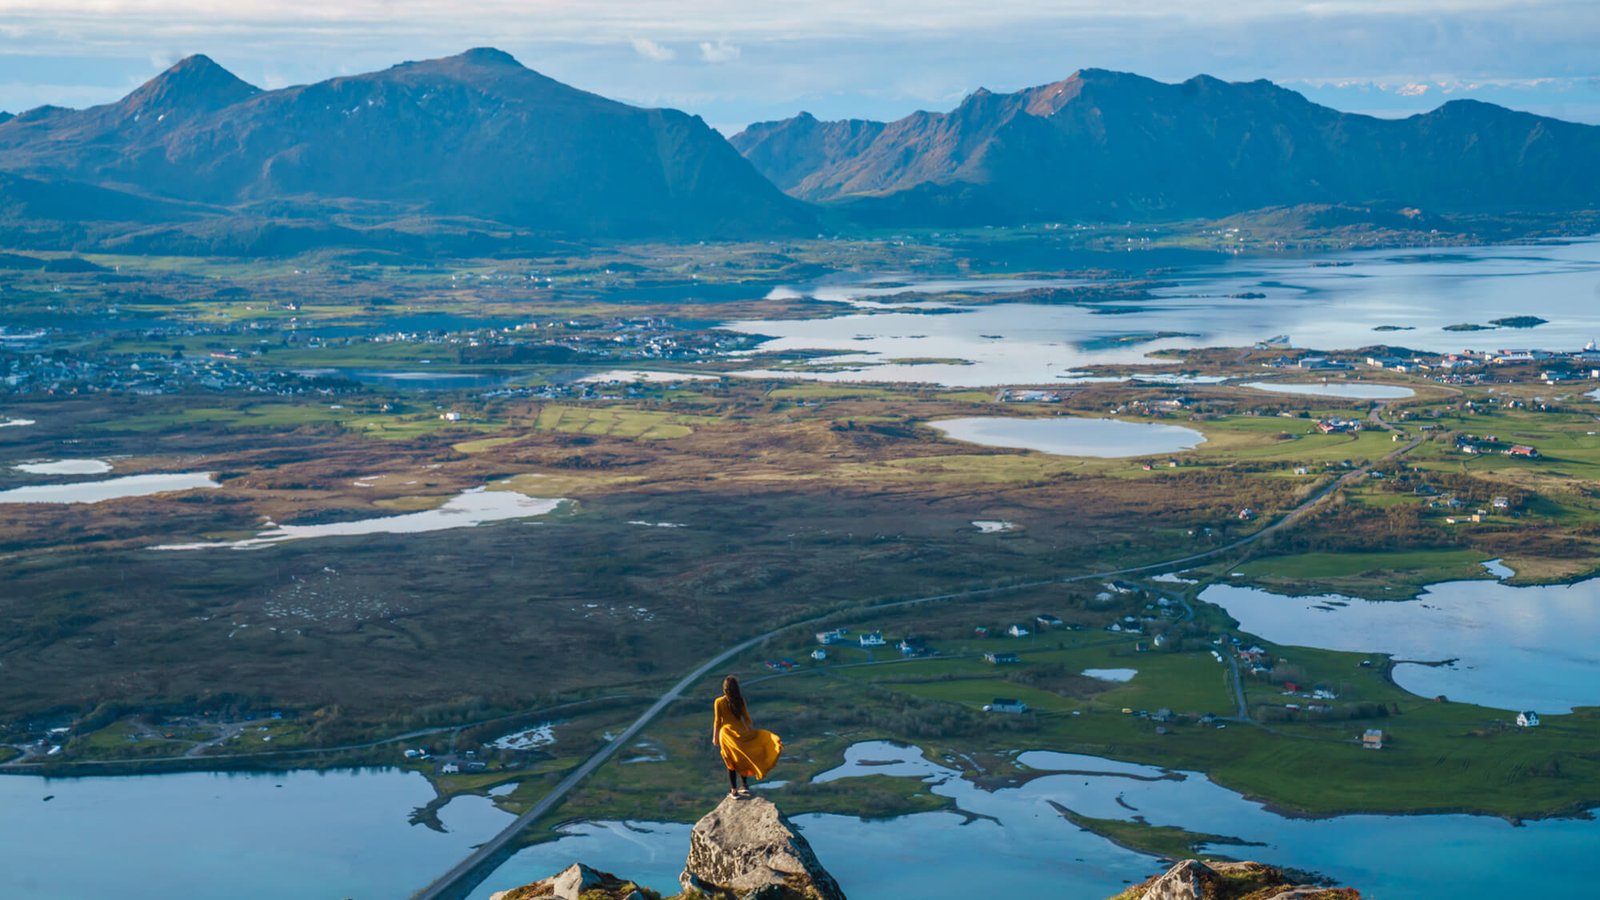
415 406 1422 900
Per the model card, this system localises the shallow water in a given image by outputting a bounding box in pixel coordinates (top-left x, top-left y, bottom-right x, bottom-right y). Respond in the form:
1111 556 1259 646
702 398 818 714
1242 381 1415 400
155 486 563 550
1082 668 1138 682
0 768 512 900
1201 578 1600 712
473 740 1600 899
577 369 720 383
726 239 1600 386
12 459 113 475
931 416 1204 457
0 472 217 504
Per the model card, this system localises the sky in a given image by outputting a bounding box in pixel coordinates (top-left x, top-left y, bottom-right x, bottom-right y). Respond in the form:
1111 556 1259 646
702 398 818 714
1 1 1598 133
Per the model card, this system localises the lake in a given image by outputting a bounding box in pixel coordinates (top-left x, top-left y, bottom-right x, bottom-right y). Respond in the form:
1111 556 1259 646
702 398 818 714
0 472 217 504
154 485 564 550
931 416 1204 457
0 768 510 900
725 239 1600 386
473 740 1600 899
1201 577 1600 712
12 459 114 475
1242 382 1415 400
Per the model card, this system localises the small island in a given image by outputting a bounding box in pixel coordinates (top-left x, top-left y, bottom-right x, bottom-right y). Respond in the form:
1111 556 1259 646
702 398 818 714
1489 315 1548 328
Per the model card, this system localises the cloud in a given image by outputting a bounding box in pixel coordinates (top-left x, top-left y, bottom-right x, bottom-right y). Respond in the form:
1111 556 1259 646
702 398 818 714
698 38 740 64
630 37 674 61
1395 82 1430 97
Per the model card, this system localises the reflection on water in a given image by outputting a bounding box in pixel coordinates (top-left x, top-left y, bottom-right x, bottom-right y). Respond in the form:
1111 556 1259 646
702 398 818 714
474 740 1600 899
727 239 1600 386
1202 578 1600 712
0 767 512 900
931 416 1204 457
0 472 217 504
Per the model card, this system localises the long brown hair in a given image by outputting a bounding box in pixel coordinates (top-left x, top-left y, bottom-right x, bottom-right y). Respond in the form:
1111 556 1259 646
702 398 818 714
722 675 747 721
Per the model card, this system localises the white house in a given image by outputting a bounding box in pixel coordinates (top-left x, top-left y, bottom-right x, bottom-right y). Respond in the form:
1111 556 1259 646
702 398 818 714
1517 711 1541 727
985 698 1029 714
858 631 886 648
810 649 827 661
815 628 848 646
440 762 461 774
1007 624 1031 638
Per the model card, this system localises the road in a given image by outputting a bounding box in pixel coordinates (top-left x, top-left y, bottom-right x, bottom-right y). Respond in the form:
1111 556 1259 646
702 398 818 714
414 415 1421 899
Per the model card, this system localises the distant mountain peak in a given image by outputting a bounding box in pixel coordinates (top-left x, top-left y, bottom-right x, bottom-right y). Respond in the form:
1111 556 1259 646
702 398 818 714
453 47 524 68
120 54 259 117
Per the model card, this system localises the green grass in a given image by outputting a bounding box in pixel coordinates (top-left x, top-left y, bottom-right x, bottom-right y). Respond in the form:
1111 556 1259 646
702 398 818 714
533 405 712 440
1055 806 1260 861
1230 549 1490 598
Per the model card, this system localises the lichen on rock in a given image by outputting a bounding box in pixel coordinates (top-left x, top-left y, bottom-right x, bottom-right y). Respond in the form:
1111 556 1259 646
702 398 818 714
678 795 845 900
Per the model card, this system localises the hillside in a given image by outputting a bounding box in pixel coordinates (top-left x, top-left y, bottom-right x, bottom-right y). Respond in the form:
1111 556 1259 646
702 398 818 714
0 49 812 244
732 69 1600 225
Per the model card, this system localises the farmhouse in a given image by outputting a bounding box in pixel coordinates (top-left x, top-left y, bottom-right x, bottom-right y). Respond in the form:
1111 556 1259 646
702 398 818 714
984 652 1020 665
1006 624 1031 638
1517 711 1541 727
1362 729 1385 750
858 631 886 648
986 698 1029 714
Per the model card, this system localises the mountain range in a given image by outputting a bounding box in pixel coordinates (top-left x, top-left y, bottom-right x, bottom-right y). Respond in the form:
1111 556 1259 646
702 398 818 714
0 49 810 249
732 68 1600 225
0 52 1597 254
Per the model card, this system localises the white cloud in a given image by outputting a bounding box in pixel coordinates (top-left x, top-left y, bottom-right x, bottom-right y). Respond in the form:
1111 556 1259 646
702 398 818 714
630 37 674 61
698 38 740 63
1395 82 1430 96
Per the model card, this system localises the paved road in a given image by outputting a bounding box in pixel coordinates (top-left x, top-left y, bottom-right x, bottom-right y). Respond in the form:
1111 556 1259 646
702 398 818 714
414 421 1422 899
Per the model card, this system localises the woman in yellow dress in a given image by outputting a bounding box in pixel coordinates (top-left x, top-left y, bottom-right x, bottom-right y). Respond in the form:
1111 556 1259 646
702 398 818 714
711 675 782 798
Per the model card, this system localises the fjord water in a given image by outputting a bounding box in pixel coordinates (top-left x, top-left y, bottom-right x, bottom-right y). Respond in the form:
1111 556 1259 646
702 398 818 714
728 238 1600 385
0 768 509 899
1202 578 1600 712
473 741 1600 899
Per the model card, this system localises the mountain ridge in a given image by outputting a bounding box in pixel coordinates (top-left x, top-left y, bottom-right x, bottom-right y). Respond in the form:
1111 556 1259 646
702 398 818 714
731 69 1600 225
0 48 812 241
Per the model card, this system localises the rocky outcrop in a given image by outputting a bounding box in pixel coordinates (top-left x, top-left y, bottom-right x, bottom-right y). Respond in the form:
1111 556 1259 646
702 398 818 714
488 796 843 900
679 795 845 900
1114 859 1360 900
489 863 655 900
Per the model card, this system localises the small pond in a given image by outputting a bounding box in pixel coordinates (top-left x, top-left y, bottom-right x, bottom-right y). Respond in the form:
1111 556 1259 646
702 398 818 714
0 472 217 504
1201 578 1600 712
155 485 563 550
1242 382 1415 400
13 459 114 475
931 416 1204 458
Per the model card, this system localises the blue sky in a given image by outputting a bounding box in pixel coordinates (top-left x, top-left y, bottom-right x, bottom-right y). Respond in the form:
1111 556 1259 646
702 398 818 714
1 1 1597 133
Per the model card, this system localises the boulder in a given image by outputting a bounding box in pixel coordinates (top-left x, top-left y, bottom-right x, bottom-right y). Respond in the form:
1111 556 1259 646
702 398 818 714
679 795 846 900
489 862 652 900
1116 859 1360 900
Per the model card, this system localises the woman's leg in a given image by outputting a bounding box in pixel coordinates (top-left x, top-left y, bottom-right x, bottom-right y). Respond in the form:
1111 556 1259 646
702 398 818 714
727 768 739 792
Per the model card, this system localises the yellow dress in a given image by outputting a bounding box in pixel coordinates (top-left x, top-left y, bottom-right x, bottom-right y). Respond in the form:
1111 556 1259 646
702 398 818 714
714 695 782 779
